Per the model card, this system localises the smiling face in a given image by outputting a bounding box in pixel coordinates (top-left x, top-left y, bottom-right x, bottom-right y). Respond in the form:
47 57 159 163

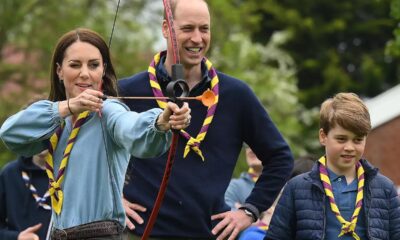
163 0 210 68
56 41 104 99
319 125 366 176
318 93 371 176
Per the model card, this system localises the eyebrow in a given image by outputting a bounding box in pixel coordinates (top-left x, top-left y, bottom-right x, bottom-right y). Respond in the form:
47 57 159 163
67 59 101 63
334 134 364 139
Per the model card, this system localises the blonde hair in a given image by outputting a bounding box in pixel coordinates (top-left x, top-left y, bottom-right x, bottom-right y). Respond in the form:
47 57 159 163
320 92 371 136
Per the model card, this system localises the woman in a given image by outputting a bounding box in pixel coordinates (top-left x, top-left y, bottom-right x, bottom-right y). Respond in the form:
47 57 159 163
0 28 191 239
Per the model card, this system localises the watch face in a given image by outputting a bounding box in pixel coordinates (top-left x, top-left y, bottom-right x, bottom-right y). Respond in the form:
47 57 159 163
241 209 255 220
244 209 252 216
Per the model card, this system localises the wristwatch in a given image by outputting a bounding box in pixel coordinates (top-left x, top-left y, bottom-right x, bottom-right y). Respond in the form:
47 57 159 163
238 203 260 221
239 208 257 222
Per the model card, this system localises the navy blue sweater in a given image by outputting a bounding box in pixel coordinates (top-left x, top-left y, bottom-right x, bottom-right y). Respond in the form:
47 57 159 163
0 157 51 240
118 60 293 238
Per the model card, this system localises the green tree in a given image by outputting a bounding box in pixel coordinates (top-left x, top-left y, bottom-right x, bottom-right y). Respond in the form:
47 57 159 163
208 1 319 159
240 0 398 108
209 31 317 176
386 0 400 57
207 0 399 163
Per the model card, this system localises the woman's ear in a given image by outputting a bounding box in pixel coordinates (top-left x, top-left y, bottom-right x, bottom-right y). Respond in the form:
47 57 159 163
56 63 63 81
319 128 327 146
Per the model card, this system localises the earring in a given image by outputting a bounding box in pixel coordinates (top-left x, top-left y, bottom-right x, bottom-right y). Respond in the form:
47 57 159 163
60 79 64 84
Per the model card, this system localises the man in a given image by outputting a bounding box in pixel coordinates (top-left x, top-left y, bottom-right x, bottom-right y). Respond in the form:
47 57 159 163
119 0 294 239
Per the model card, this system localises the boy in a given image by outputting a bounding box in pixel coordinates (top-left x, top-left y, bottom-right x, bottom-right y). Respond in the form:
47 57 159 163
0 150 51 240
225 145 263 210
265 93 400 239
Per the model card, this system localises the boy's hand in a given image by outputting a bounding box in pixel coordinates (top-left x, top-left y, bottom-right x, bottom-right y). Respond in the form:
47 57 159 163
18 223 42 240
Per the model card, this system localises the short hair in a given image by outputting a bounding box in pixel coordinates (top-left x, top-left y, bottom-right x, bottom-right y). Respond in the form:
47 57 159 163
163 0 209 20
320 92 371 136
49 28 118 101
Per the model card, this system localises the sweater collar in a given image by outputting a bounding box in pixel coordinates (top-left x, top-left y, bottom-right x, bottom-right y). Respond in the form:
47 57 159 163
155 53 211 86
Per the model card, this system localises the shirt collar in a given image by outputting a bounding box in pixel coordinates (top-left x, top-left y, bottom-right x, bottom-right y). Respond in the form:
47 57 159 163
327 167 358 191
326 168 341 181
156 54 211 85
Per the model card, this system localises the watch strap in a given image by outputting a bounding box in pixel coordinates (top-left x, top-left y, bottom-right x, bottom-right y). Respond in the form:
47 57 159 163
239 203 260 222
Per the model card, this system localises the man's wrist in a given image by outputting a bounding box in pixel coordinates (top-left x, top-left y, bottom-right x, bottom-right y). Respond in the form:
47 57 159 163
239 203 260 222
155 113 170 132
239 208 257 222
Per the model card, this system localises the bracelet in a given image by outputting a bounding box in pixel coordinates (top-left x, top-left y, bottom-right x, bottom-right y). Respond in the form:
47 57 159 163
67 99 74 115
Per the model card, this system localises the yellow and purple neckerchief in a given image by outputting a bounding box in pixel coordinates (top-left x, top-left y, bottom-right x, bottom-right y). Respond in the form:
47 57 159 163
148 51 219 161
45 111 89 215
21 171 51 210
318 156 365 240
256 221 269 231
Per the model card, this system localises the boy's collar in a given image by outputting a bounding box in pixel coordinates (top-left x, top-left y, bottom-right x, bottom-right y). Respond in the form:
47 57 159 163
326 168 341 181
326 167 358 190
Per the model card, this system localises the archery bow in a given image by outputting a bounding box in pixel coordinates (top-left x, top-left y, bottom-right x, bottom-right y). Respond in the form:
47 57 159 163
107 1 190 238
140 0 189 239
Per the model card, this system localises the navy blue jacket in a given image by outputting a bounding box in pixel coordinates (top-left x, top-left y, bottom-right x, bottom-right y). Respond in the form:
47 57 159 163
0 157 51 240
118 59 294 238
266 159 400 240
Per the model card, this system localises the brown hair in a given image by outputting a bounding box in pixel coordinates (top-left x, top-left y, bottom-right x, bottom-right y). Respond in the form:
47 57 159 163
48 28 117 101
320 92 371 136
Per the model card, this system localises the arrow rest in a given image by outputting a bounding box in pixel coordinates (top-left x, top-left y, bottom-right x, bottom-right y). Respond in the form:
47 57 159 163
166 63 189 107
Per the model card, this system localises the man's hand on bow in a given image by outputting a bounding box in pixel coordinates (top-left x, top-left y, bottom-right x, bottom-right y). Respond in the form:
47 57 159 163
211 210 253 240
157 102 191 131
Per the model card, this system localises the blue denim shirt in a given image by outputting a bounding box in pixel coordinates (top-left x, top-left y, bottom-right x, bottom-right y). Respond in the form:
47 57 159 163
0 99 172 229
325 168 367 239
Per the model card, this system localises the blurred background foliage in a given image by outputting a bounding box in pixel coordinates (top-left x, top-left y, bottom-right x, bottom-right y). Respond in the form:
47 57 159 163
1 0 399 177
